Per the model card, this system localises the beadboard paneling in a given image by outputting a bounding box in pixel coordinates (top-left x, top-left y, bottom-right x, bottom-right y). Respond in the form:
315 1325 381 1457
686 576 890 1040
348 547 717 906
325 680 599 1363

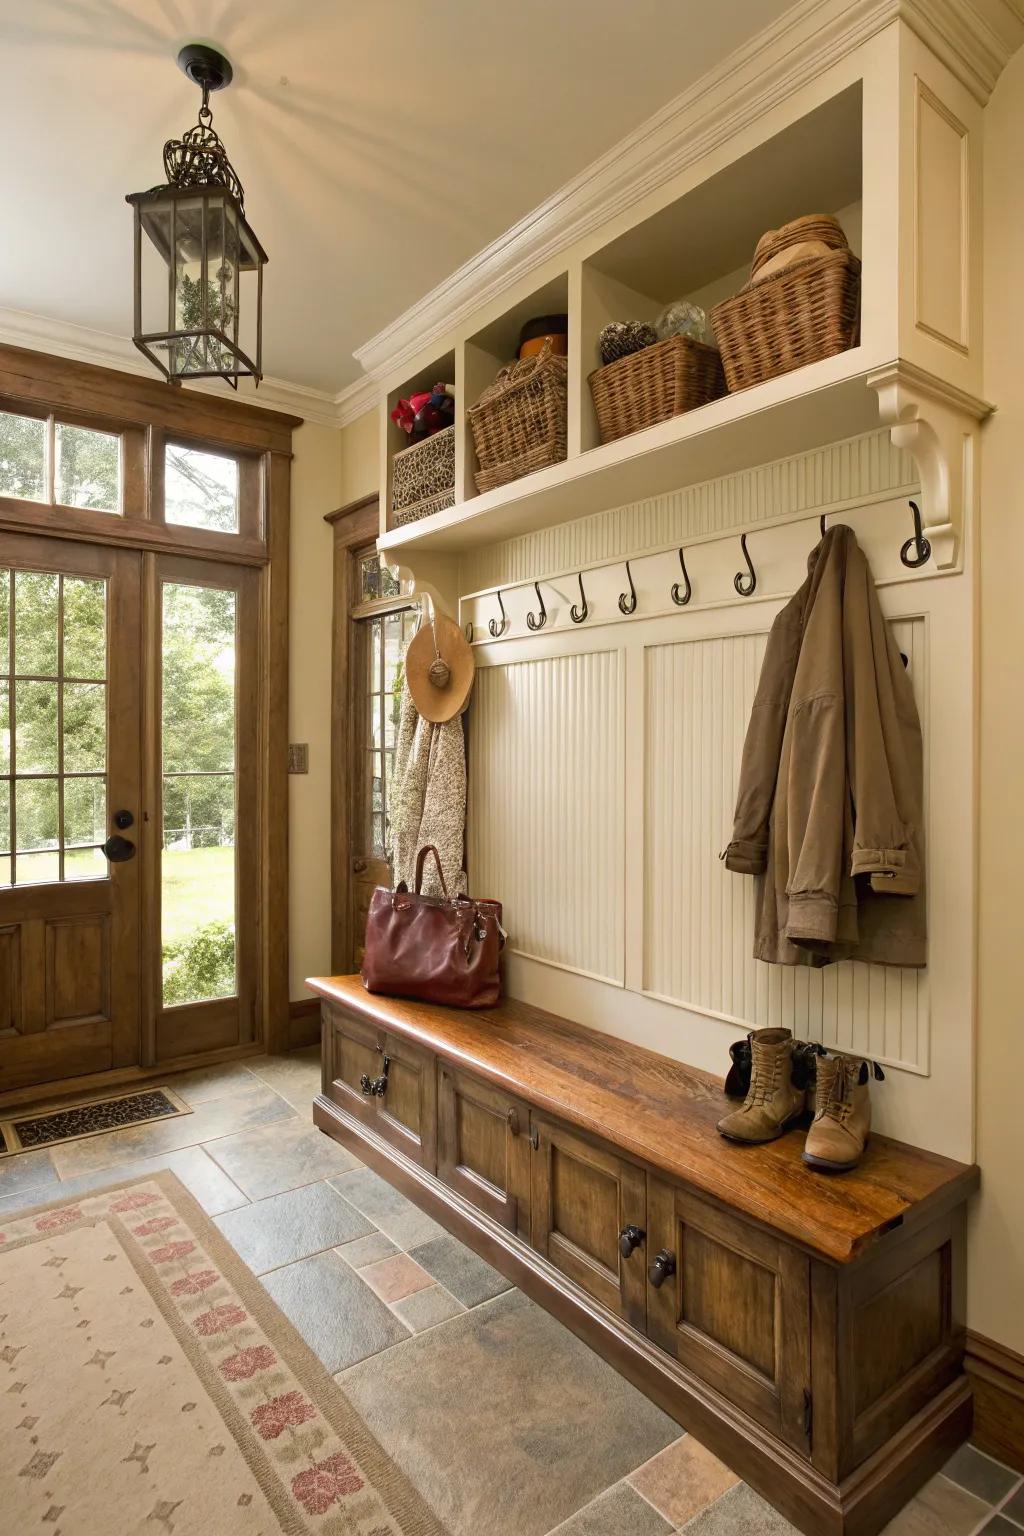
468 650 625 983
460 429 916 593
643 617 929 1072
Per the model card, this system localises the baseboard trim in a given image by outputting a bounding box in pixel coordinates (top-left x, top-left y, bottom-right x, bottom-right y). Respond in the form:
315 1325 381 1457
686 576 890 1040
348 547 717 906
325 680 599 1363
288 999 321 1050
313 1090 969 1536
966 1330 1024 1472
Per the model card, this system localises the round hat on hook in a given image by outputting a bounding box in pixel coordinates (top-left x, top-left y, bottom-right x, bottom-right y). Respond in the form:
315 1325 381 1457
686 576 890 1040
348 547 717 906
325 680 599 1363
406 612 476 722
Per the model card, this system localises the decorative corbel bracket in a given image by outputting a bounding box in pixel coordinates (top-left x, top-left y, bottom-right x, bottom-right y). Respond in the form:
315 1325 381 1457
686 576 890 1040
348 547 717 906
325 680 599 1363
380 547 461 620
868 360 993 569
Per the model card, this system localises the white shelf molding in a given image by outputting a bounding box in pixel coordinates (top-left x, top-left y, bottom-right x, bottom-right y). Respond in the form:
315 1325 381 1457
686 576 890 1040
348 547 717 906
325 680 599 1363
868 359 992 567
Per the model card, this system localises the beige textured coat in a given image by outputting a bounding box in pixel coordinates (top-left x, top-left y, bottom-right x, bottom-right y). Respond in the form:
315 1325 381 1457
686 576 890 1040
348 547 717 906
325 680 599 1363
724 525 925 968
390 676 467 897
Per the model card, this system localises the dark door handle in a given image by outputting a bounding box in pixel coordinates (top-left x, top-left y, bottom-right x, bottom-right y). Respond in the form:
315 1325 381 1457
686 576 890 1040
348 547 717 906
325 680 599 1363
113 809 134 830
648 1249 677 1288
619 1224 646 1258
101 834 136 863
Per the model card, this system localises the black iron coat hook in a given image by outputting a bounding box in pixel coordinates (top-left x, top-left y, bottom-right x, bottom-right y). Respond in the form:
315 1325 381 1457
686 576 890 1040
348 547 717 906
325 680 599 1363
526 581 547 631
570 572 589 624
734 534 757 597
820 513 828 539
488 590 507 638
618 560 638 615
671 547 692 606
900 500 931 569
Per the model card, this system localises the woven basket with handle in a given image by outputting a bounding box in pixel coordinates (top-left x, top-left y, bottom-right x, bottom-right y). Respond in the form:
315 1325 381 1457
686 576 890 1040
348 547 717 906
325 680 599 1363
467 342 567 494
588 334 726 445
711 216 861 394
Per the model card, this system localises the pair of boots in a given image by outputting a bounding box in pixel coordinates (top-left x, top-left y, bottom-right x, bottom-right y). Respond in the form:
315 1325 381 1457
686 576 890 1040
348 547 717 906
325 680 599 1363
717 1027 882 1172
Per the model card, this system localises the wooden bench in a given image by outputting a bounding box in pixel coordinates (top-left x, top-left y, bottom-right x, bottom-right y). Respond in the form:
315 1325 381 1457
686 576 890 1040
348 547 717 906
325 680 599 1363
309 976 979 1536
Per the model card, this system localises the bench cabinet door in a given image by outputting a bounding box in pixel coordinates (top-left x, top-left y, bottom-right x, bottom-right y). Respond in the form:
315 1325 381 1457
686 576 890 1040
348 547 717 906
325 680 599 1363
325 1006 385 1131
373 1029 437 1170
437 1064 531 1238
646 1176 811 1455
531 1117 647 1329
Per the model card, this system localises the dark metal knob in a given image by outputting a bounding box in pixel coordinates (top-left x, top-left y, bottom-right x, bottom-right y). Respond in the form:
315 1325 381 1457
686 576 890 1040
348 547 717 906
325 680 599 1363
648 1249 677 1288
618 1224 646 1258
113 809 134 829
101 834 135 863
359 1073 374 1095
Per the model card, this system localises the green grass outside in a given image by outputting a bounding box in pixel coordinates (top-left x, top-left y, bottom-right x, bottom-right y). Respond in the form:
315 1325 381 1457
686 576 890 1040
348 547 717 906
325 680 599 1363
161 845 235 946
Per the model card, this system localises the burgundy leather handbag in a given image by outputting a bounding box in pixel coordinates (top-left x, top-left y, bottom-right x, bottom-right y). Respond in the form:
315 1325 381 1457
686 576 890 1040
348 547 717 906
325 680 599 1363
361 846 505 1009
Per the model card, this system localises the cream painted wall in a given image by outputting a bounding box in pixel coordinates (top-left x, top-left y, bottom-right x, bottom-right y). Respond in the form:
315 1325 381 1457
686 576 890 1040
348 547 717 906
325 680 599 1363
339 410 380 506
970 44 1024 1356
288 421 342 1000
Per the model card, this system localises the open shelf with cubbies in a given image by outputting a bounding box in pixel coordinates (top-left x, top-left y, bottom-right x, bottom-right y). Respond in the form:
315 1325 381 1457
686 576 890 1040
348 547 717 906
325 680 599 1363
374 33 988 576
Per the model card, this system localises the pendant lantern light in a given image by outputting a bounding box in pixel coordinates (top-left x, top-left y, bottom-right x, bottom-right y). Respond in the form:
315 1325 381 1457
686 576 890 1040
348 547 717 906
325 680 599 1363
126 44 267 389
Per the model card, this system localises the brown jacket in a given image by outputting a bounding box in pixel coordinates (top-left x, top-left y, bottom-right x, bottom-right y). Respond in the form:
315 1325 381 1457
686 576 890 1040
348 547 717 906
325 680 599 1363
724 525 925 968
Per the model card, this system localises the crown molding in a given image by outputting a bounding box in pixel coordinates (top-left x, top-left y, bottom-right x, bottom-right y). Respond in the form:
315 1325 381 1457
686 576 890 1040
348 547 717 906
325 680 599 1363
352 0 1023 387
0 306 348 430
335 374 378 428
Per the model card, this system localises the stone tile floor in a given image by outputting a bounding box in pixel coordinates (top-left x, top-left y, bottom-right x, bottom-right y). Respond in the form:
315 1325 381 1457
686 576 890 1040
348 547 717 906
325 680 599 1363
0 1046 1020 1535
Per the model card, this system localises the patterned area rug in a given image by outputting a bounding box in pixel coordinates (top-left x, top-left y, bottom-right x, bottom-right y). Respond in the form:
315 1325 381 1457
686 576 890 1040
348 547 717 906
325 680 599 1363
0 1171 447 1535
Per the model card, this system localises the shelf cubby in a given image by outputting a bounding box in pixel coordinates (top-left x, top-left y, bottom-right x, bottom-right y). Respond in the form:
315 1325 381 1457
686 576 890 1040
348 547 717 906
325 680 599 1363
384 347 456 530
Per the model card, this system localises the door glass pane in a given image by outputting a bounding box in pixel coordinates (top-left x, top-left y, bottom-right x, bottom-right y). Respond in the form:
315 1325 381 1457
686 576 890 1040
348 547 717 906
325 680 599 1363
63 579 107 678
164 444 239 533
55 423 121 513
0 411 46 502
63 683 106 772
15 777 58 853
161 581 237 1006
2 565 108 886
13 569 59 675
15 681 58 772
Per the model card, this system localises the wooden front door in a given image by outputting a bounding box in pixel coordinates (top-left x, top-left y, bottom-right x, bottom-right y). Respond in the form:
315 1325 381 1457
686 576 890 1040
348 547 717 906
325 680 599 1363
0 534 142 1091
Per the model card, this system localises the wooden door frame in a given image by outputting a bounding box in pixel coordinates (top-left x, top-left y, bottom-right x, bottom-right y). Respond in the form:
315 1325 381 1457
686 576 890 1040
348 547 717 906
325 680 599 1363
325 493 380 973
0 344 296 1070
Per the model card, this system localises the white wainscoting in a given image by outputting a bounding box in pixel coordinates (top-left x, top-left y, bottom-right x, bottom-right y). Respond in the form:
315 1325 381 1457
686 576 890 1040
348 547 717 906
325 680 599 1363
458 429 974 1160
467 650 625 983
642 618 929 1073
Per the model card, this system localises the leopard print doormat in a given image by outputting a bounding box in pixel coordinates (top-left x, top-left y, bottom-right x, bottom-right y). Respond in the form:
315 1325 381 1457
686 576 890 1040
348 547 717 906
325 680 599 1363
0 1085 191 1156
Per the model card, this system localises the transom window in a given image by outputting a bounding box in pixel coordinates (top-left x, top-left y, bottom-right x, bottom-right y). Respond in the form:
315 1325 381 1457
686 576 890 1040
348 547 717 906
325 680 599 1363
0 565 108 885
165 443 240 533
0 408 122 514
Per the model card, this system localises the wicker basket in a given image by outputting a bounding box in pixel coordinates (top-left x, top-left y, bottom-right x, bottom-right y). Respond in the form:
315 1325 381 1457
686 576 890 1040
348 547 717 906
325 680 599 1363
392 423 455 511
750 213 848 278
588 335 726 445
467 343 567 494
711 246 861 394
393 485 456 527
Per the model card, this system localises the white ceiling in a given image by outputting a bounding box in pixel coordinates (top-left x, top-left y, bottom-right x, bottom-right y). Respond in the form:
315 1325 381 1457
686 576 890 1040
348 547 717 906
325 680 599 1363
0 0 794 396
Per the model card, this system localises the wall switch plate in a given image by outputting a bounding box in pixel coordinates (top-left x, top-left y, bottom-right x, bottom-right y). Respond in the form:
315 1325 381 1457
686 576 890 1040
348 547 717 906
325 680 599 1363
288 743 309 774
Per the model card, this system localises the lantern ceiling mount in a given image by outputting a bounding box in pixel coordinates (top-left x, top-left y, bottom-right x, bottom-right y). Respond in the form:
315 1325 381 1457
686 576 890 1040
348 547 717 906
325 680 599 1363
125 41 267 389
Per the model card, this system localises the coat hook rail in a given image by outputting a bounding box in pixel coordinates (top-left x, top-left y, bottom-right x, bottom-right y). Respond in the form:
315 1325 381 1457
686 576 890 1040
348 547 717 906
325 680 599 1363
734 534 757 597
671 547 692 607
488 589 507 639
570 572 589 624
900 500 931 569
618 560 638 615
526 581 547 631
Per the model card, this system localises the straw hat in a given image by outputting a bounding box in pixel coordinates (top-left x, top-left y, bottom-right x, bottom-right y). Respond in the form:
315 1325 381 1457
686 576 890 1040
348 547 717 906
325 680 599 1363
405 612 475 722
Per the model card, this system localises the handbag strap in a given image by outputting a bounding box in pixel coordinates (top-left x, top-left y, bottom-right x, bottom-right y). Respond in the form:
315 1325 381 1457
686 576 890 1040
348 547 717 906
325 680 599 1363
414 844 450 899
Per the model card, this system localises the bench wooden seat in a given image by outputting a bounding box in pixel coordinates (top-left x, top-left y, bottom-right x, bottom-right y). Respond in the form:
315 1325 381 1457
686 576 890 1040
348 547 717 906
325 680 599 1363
309 975 979 1536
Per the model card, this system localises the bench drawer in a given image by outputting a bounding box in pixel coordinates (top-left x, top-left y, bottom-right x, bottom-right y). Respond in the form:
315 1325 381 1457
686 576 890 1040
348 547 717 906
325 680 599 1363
531 1116 647 1329
437 1064 531 1238
373 1029 437 1171
326 1006 384 1129
646 1176 811 1455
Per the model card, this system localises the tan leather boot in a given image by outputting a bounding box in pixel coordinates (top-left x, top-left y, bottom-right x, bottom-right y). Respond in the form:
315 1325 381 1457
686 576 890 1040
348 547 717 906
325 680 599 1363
717 1028 805 1143
802 1053 875 1171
